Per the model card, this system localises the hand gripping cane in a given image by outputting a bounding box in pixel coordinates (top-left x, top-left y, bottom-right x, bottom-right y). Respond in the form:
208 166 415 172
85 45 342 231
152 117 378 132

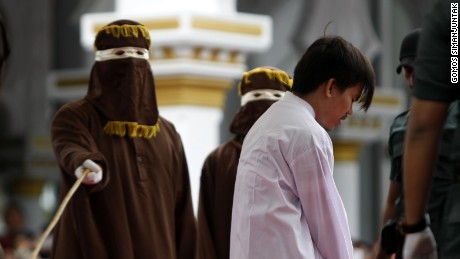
30 168 91 259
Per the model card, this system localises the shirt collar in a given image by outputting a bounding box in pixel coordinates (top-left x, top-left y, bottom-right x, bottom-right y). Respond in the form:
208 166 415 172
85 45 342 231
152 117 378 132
283 91 315 117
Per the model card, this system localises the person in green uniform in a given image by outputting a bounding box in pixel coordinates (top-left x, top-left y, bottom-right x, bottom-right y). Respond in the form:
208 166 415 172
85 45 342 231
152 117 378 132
378 28 459 259
402 0 460 258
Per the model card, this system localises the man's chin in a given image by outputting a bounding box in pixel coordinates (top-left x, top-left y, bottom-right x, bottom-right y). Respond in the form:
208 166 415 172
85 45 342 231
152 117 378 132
320 123 335 131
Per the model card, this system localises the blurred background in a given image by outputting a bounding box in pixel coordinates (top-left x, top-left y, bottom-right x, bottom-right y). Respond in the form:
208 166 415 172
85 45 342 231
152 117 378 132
0 0 437 255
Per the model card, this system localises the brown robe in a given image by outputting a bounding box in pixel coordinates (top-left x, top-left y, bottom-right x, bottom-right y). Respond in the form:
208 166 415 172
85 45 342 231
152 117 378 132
50 99 196 259
197 100 276 259
50 20 196 259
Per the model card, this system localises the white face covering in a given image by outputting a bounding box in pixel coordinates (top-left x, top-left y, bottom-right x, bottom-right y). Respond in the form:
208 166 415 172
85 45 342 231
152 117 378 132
95 47 149 61
240 89 286 106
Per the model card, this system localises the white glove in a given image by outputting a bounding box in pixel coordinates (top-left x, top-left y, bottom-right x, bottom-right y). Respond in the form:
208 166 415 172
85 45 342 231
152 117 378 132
403 227 437 259
74 159 103 185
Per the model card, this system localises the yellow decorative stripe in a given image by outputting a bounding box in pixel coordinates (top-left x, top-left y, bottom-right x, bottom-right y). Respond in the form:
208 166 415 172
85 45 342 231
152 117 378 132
93 18 180 33
333 140 362 161
372 95 401 106
103 120 161 139
155 75 234 107
139 18 180 30
238 67 293 96
154 47 243 64
99 24 149 39
92 17 260 35
191 17 263 35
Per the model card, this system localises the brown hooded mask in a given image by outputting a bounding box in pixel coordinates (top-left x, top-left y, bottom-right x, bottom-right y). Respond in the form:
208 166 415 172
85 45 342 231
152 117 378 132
85 19 160 138
230 67 292 137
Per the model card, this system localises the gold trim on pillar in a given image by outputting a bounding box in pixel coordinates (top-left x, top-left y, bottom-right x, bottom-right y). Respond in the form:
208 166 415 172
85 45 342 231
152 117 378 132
93 18 180 33
192 47 204 59
210 49 220 62
93 16 262 36
228 51 240 63
333 140 362 161
139 18 180 30
190 47 242 64
191 17 263 35
162 46 176 59
372 95 401 106
155 75 234 107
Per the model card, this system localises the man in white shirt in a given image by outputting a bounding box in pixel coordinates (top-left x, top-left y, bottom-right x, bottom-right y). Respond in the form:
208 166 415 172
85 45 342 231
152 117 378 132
230 35 375 259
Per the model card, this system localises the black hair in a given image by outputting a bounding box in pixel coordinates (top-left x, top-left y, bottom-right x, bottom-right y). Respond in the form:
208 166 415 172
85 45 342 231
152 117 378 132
291 36 375 111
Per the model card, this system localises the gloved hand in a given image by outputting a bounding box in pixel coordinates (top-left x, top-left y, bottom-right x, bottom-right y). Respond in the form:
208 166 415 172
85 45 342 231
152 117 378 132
74 159 103 185
403 227 437 259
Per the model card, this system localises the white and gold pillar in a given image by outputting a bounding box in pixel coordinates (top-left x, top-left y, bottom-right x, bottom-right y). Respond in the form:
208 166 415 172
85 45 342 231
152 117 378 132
333 140 364 240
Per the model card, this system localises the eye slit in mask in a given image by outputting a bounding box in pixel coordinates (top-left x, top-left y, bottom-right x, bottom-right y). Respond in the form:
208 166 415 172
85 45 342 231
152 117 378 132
253 93 261 97
273 93 282 97
115 50 125 55
136 50 144 55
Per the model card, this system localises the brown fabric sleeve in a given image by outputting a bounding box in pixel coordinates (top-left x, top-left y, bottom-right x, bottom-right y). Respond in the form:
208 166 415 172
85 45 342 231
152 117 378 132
172 131 197 259
51 102 109 193
197 153 218 259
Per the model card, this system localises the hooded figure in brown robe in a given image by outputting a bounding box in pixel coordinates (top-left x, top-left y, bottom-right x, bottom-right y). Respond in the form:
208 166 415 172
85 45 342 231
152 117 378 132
197 67 292 259
50 19 196 259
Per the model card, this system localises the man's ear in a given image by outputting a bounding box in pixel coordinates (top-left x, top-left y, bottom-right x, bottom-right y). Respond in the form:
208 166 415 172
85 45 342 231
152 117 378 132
324 78 336 98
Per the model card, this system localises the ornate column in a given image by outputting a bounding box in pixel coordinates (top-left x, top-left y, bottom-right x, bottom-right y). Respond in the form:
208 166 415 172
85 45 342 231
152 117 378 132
75 0 272 213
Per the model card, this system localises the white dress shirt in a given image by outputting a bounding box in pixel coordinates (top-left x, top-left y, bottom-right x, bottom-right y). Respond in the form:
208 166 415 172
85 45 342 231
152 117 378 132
230 92 353 259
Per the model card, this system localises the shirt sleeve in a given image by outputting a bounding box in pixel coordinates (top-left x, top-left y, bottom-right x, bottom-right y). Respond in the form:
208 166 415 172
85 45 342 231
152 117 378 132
290 136 353 259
